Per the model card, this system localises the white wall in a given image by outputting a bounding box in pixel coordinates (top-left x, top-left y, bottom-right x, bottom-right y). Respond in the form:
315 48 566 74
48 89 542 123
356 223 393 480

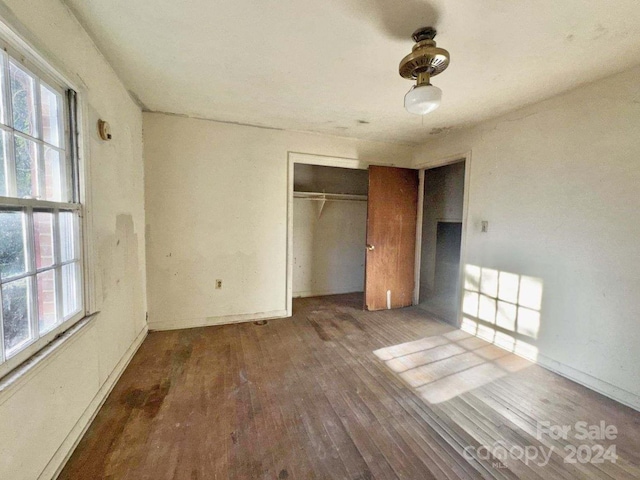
293 197 366 297
0 1 146 478
144 113 412 330
413 65 640 410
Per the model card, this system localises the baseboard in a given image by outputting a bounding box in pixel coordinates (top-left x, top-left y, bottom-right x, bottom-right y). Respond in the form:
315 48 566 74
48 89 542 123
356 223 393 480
460 315 640 413
534 352 640 412
39 325 148 480
149 309 289 331
463 321 640 412
293 289 363 298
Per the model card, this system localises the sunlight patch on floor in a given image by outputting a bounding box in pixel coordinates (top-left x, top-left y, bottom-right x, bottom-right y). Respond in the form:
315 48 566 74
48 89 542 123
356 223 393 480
374 329 532 404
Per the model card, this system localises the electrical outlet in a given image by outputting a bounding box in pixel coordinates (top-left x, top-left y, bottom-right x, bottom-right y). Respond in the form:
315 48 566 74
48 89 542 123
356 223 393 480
215 279 223 289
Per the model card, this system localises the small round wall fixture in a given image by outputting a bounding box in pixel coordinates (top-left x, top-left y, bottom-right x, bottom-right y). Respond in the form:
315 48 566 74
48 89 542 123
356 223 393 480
399 27 450 115
98 119 112 140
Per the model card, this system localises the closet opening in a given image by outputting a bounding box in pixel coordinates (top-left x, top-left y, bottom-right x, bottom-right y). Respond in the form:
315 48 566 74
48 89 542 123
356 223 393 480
292 163 369 300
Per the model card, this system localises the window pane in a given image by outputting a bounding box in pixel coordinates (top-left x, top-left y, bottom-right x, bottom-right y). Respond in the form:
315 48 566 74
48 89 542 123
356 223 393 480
33 211 55 269
10 61 38 137
37 269 57 333
61 262 80 318
43 147 63 201
2 277 33 354
0 131 7 197
59 211 77 262
14 135 38 198
40 84 61 147
0 210 27 280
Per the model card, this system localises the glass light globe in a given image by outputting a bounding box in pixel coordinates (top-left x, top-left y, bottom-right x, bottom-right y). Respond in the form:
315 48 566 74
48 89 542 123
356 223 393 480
404 84 442 115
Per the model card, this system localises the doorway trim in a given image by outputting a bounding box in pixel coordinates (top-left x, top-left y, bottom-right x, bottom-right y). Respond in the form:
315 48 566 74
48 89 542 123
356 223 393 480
286 152 370 316
413 151 472 327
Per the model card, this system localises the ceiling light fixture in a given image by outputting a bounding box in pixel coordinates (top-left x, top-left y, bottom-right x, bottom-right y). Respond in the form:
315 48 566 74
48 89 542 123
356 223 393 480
399 27 450 115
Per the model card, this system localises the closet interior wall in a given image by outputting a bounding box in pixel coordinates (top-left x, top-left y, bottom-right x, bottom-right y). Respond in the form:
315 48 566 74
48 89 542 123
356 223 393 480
293 164 368 298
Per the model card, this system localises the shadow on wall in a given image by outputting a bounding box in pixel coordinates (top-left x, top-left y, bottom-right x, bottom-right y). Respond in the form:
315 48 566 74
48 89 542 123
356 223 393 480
461 265 543 362
373 329 532 404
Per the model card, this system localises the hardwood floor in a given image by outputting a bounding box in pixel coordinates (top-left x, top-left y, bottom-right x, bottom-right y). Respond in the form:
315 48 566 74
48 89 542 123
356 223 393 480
60 294 640 479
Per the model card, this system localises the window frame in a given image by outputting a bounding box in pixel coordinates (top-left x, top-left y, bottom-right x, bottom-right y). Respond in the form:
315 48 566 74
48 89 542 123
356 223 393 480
1 55 70 200
0 25 90 380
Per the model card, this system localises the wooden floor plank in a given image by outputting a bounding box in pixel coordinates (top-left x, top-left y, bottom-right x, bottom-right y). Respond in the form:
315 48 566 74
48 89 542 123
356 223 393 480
59 294 640 479
289 309 434 480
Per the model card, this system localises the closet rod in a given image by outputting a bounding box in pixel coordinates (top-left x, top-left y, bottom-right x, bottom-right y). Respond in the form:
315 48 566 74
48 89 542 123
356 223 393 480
293 192 367 202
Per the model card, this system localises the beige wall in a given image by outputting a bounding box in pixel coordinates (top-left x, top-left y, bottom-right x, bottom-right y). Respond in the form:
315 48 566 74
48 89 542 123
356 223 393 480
143 113 412 330
413 65 640 410
293 198 367 297
0 1 146 479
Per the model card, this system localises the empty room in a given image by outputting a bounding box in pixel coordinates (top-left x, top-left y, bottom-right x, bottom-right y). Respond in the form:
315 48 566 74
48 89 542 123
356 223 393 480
1 0 640 479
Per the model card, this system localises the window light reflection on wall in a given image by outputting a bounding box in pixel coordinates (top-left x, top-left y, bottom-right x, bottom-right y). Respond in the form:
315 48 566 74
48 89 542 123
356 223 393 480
461 265 543 361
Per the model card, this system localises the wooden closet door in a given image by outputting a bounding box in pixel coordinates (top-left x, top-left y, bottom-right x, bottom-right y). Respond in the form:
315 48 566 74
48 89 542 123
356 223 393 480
364 166 419 311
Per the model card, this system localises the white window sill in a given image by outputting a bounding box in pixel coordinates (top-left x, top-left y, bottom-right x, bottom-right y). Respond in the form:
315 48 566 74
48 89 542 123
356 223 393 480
0 312 99 402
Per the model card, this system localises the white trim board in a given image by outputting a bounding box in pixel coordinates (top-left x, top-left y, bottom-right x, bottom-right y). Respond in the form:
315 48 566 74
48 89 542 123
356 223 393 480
0 314 97 404
287 152 371 170
42 325 148 480
413 169 425 305
149 310 288 331
535 352 640 412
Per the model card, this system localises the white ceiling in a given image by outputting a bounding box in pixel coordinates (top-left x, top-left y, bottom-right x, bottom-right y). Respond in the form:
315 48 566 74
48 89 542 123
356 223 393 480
64 0 640 145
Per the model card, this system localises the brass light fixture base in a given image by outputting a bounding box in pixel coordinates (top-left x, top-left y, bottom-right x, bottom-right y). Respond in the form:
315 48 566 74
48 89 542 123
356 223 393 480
399 27 450 81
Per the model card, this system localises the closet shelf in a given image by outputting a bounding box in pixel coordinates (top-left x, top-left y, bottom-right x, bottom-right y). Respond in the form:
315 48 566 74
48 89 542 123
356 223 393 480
293 192 367 202
293 191 367 219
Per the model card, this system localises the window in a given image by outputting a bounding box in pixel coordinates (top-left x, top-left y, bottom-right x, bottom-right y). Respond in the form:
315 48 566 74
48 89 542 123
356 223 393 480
0 45 83 368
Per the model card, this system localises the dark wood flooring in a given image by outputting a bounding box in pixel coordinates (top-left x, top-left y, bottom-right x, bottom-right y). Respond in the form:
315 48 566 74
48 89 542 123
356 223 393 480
60 294 640 479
